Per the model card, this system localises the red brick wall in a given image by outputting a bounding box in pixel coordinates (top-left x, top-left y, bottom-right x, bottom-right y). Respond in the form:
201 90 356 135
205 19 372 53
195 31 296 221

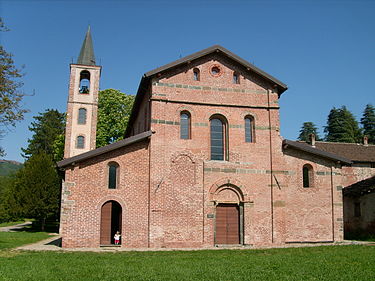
147 54 285 247
60 140 150 248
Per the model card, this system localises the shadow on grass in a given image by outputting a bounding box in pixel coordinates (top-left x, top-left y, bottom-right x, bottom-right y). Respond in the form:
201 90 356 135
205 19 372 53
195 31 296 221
13 221 59 233
46 237 62 247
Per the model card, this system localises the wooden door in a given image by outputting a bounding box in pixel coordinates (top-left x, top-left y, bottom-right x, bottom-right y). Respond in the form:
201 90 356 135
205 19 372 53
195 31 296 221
216 204 240 244
100 201 112 245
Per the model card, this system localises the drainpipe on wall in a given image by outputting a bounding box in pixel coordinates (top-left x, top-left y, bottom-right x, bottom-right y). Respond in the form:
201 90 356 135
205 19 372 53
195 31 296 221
267 89 274 244
202 161 205 244
330 165 335 242
148 140 151 248
147 94 153 248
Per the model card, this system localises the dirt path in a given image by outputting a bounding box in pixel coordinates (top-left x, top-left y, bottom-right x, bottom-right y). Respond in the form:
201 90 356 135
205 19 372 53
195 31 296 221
15 237 375 252
0 221 32 232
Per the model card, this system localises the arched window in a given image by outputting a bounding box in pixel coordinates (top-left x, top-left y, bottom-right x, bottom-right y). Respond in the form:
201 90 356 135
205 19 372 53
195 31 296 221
233 72 240 84
79 70 90 94
303 164 313 188
193 68 200 81
180 111 191 139
78 108 87 124
108 162 119 189
210 115 228 161
245 116 255 143
76 135 85 149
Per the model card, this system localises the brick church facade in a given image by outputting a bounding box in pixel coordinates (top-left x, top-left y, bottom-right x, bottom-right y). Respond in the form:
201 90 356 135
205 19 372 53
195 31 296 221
57 29 375 248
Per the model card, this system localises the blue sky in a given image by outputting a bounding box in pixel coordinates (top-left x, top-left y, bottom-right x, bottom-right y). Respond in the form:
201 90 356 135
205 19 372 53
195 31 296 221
1 0 374 162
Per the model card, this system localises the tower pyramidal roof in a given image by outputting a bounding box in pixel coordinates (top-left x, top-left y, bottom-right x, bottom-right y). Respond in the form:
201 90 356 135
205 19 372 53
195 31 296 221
77 26 96 66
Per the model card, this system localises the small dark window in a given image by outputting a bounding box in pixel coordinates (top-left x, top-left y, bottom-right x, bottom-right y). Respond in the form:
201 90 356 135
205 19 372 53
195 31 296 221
108 162 119 189
245 116 254 143
210 115 228 161
303 164 313 188
78 108 87 124
354 202 361 217
76 136 85 149
233 72 240 84
211 66 220 75
193 68 200 81
79 70 90 94
180 111 191 139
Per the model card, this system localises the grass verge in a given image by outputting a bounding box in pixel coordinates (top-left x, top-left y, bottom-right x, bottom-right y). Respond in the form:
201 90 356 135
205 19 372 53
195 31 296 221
0 231 50 250
0 245 374 280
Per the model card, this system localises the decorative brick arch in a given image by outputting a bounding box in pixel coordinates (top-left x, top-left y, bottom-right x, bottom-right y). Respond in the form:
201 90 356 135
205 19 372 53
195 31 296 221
241 110 258 120
175 105 195 117
208 178 249 203
204 108 231 122
96 195 126 211
170 150 198 164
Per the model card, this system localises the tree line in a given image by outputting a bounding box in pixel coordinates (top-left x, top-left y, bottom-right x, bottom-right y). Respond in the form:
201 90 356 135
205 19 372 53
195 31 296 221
0 89 134 228
298 104 375 144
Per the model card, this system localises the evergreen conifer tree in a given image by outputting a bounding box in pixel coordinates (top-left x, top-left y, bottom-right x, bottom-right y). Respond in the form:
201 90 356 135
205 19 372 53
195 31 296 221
324 106 362 143
21 109 65 158
298 122 321 142
10 152 60 230
360 104 375 144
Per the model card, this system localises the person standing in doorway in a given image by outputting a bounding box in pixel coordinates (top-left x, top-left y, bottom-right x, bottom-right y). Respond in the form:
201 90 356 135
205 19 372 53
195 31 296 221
114 231 121 245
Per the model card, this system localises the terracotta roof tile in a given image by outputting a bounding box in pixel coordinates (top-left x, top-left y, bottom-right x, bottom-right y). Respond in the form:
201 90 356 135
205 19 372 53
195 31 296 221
314 142 375 162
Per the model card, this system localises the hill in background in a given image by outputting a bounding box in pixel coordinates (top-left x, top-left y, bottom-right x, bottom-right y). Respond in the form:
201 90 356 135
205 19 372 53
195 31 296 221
0 160 23 176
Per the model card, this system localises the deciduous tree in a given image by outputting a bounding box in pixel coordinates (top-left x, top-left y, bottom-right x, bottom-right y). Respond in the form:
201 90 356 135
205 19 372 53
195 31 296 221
0 18 28 156
96 89 135 148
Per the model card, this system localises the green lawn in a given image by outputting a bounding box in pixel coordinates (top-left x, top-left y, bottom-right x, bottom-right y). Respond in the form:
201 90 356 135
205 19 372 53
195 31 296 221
0 231 50 250
0 237 374 281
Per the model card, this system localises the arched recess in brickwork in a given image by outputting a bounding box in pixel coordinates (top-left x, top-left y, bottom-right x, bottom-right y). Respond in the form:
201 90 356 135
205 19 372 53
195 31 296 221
170 153 197 187
170 150 198 164
209 178 248 203
163 152 202 245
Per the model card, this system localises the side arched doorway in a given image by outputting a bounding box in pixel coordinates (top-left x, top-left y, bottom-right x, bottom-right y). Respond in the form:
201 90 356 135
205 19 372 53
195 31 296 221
100 200 122 245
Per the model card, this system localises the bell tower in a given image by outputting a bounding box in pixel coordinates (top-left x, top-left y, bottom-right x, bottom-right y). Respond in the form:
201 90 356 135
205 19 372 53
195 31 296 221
64 26 101 158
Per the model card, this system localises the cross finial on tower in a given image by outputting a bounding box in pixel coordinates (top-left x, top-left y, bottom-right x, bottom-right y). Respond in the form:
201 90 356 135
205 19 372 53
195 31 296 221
77 25 96 65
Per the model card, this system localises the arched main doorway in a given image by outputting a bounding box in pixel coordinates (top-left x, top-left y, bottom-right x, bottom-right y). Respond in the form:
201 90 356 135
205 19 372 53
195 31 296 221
216 203 240 244
212 184 244 245
100 200 122 245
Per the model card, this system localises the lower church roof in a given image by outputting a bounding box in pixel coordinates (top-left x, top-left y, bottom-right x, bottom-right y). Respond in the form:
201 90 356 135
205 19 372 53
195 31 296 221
57 131 152 168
